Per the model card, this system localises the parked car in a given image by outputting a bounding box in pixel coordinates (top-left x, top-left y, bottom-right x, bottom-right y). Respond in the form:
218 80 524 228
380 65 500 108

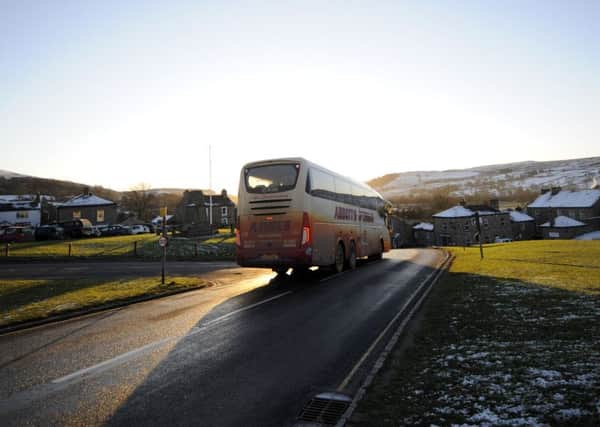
89 225 103 237
34 225 65 241
101 225 130 236
0 226 35 243
129 224 150 235
54 219 93 238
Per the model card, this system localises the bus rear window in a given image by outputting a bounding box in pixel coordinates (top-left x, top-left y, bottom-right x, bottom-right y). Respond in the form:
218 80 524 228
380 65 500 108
245 164 300 194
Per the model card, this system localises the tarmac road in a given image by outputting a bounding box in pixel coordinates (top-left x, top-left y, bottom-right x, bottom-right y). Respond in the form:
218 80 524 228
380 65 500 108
0 249 444 426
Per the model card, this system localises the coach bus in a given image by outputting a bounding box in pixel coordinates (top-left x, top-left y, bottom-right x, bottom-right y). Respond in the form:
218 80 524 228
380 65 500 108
236 157 391 274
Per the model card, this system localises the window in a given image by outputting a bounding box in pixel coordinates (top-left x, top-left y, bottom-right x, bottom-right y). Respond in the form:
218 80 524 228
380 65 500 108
245 163 300 193
464 220 470 231
308 168 336 201
221 217 229 225
72 211 81 219
221 206 228 217
97 209 105 223
16 211 29 219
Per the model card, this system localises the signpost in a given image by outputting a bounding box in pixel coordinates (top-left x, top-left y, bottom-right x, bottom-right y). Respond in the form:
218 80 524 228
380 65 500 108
159 207 168 284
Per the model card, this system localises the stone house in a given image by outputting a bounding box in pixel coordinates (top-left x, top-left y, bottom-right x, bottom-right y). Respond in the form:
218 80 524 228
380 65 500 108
56 193 118 225
540 216 593 239
413 222 434 247
387 215 416 248
509 210 536 241
175 189 236 235
433 203 512 246
527 187 600 231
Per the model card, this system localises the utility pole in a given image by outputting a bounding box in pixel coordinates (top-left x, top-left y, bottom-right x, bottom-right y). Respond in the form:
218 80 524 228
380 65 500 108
474 211 484 260
209 145 213 234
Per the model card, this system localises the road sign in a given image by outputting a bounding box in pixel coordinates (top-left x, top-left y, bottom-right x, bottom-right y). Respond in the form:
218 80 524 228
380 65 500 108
158 236 168 247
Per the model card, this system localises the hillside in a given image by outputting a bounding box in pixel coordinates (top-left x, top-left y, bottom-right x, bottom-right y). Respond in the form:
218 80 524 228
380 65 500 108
0 170 121 202
369 156 600 201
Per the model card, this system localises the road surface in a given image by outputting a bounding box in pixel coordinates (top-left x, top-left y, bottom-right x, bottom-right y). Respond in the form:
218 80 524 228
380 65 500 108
0 249 444 426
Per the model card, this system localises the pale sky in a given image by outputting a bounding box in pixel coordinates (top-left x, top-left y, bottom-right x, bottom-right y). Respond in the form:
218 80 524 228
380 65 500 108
1 0 599 194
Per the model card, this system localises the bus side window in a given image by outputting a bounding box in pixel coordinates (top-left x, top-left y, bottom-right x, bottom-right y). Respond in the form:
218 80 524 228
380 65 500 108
309 168 336 201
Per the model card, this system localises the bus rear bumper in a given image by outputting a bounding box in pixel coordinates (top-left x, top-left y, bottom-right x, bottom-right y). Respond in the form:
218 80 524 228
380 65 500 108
236 246 312 268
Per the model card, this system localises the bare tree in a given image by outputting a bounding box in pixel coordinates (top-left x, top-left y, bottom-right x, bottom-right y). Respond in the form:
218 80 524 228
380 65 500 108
122 183 155 221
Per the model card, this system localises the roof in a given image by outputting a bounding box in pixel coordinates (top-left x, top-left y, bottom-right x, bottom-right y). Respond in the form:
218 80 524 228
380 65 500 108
433 206 475 218
59 194 115 208
540 216 586 228
528 189 600 208
575 230 600 240
509 211 534 223
413 222 434 231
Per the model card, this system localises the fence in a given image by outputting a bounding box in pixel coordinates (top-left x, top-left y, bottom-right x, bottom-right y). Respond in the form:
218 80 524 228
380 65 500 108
1 235 235 260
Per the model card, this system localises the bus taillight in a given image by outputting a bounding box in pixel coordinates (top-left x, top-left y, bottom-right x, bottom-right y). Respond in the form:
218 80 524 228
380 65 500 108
301 212 311 247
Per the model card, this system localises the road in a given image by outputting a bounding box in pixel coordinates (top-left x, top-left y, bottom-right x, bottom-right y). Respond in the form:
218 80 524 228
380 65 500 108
0 260 243 280
0 249 444 426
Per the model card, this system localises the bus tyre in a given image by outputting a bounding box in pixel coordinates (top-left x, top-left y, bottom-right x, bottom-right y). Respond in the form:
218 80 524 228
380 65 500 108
346 242 357 270
333 242 345 274
369 240 384 261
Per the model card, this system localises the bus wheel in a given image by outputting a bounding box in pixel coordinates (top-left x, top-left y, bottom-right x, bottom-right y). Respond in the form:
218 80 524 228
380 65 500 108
346 242 357 270
333 242 345 274
369 240 384 261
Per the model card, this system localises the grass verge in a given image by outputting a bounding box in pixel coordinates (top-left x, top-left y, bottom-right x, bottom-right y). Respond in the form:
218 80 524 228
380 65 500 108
354 240 600 426
0 276 207 327
1 233 235 260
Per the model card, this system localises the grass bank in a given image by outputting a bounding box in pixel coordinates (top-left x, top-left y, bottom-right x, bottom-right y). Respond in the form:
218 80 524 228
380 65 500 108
1 233 235 260
0 276 207 328
355 240 600 426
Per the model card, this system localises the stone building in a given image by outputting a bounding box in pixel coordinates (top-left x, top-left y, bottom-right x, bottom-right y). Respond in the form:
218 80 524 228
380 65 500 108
413 222 434 247
432 203 512 246
56 193 117 225
509 210 536 241
527 187 600 230
176 189 236 235
540 216 593 239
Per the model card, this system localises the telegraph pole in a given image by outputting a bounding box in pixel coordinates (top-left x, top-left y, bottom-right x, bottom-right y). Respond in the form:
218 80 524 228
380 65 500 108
474 211 484 260
209 145 213 234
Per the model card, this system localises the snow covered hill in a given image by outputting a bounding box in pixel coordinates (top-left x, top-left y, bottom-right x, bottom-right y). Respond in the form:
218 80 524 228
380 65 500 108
369 156 600 199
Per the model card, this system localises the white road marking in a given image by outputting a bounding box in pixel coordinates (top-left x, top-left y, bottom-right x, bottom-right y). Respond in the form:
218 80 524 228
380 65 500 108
336 259 440 391
51 290 293 385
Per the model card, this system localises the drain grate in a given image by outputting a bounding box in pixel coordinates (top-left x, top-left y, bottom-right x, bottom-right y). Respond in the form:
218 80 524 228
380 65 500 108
297 393 351 425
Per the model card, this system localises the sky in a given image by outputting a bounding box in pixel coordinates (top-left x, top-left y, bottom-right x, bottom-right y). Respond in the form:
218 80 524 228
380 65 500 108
1 0 599 194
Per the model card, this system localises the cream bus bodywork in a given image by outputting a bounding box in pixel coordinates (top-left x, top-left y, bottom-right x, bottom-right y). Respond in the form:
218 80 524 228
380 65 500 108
236 158 390 273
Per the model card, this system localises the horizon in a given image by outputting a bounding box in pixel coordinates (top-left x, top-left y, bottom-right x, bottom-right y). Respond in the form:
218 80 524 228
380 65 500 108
2 1 599 193
2 153 599 193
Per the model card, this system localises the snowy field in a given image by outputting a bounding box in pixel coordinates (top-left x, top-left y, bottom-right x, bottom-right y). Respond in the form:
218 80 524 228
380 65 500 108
355 242 600 426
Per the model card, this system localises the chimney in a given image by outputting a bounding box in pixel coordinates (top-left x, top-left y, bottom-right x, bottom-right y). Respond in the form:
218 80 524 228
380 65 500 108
489 199 499 210
459 199 466 207
540 188 550 195
551 186 562 196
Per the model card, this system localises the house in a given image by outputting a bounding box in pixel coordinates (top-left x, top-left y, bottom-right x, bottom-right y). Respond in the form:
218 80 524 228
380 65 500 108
413 222 434 247
387 215 416 248
527 187 600 231
539 215 593 239
0 195 42 227
175 189 236 235
56 193 117 225
432 202 512 246
508 210 536 241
